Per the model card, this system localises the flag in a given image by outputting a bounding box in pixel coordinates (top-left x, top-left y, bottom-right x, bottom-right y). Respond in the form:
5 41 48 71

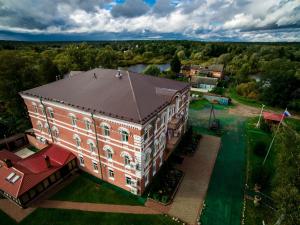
283 109 291 117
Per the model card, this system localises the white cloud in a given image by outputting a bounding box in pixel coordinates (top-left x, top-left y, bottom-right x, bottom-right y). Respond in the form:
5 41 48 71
0 0 299 41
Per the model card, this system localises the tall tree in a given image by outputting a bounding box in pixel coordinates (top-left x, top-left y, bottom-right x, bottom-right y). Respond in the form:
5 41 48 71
170 54 181 73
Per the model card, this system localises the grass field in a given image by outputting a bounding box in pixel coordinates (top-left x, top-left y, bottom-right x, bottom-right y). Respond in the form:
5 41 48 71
0 208 179 225
189 99 210 110
189 104 246 225
51 174 144 205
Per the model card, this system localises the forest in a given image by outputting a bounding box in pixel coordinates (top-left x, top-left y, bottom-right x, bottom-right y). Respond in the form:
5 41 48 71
0 40 300 137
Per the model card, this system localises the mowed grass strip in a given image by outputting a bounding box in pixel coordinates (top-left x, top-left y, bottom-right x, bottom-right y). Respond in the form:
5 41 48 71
51 175 143 205
0 208 179 225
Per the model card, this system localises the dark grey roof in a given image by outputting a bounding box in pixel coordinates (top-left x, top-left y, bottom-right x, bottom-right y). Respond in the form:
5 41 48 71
21 69 189 124
191 76 218 85
208 64 224 72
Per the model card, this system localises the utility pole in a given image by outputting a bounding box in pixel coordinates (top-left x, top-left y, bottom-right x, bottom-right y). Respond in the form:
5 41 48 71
256 104 265 128
263 109 286 165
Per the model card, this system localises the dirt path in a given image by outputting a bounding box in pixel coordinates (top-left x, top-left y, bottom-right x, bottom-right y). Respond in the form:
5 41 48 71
228 100 300 119
36 200 160 215
168 135 221 225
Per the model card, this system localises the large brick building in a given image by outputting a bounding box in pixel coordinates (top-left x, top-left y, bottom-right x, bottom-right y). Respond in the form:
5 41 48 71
20 68 190 195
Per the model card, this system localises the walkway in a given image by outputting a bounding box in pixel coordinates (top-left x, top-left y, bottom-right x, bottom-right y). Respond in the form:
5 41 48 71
0 199 35 222
36 200 160 214
168 135 221 225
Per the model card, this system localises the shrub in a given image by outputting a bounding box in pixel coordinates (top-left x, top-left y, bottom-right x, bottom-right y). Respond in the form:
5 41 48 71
161 195 169 204
251 166 271 189
253 141 267 157
153 193 160 201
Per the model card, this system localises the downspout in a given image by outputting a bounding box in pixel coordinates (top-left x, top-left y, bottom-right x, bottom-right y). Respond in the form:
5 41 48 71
39 97 54 143
91 112 103 179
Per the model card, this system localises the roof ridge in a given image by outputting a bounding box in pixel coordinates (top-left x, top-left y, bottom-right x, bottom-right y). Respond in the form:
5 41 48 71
127 71 142 122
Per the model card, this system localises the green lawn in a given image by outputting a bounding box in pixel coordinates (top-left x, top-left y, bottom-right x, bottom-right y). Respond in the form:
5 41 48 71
245 117 273 193
0 208 180 225
51 174 144 205
189 99 210 110
227 88 262 108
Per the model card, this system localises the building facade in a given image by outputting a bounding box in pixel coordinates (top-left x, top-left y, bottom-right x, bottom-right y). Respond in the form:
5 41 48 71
20 69 190 195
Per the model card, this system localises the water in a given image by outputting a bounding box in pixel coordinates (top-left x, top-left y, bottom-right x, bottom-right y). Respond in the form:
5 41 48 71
124 63 170 73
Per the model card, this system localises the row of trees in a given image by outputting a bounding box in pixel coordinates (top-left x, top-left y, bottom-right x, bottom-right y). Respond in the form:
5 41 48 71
0 41 300 137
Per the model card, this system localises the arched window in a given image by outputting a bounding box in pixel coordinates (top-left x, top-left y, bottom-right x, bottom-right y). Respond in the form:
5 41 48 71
124 155 130 166
155 118 160 131
144 124 152 141
144 147 152 164
32 102 38 113
160 133 166 149
44 123 51 134
87 139 95 152
52 126 59 138
73 134 81 148
40 105 46 116
48 107 54 118
69 113 77 126
37 121 43 132
154 140 159 153
103 125 110 136
119 128 129 142
84 118 92 130
104 145 114 160
121 151 132 166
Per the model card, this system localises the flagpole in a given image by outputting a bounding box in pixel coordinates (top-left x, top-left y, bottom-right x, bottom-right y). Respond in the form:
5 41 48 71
256 104 265 128
262 108 286 165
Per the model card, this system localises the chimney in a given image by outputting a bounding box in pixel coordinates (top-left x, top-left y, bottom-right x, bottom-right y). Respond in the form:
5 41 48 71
44 155 51 168
4 159 12 168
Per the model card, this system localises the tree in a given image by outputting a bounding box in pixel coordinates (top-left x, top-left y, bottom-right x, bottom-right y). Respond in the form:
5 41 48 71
96 46 119 69
272 127 300 225
261 73 300 107
170 54 181 73
143 65 161 76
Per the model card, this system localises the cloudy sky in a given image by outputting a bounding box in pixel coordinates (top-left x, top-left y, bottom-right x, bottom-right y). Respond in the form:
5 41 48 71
0 0 299 41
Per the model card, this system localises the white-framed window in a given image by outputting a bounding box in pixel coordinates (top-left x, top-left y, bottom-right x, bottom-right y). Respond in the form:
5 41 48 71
160 133 166 149
37 121 43 132
104 145 114 160
108 169 114 179
161 112 166 126
154 140 159 153
52 126 59 138
32 102 38 113
73 134 81 148
144 148 152 164
153 160 156 176
92 161 98 172
144 124 152 141
84 119 92 130
145 173 149 186
107 150 113 160
155 118 160 131
87 139 95 152
69 114 77 126
120 130 129 142
125 176 131 186
44 123 51 134
124 155 130 166
40 106 46 116
103 125 110 136
48 108 54 118
79 155 84 166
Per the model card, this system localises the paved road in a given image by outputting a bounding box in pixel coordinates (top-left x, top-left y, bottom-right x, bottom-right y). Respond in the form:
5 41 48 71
168 135 221 225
